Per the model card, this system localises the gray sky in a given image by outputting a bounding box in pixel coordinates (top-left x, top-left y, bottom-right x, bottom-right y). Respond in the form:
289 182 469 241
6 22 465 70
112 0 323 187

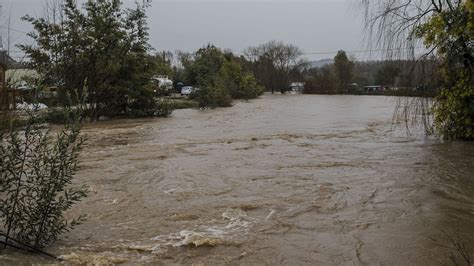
1 0 371 61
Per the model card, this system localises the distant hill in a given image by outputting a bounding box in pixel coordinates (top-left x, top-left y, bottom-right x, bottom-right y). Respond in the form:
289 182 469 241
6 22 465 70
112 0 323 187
309 59 334 69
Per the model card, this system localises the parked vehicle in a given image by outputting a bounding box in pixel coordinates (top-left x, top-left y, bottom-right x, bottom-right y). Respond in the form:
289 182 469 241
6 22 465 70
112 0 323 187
181 86 194 96
175 82 184 93
151 75 173 96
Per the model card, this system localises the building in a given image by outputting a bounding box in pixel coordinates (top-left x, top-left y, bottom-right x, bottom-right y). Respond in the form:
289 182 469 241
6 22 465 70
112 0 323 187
0 51 17 109
6 69 39 90
0 51 10 109
364 85 390 93
290 82 305 93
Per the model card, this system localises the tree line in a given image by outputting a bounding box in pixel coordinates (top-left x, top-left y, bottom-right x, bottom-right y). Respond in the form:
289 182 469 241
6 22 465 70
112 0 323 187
304 54 442 95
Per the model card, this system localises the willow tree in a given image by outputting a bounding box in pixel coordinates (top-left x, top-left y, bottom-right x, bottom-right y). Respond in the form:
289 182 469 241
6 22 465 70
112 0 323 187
361 0 473 140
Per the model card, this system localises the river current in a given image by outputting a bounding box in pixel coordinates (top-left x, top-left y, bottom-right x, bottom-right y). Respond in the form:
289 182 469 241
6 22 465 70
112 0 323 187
2 94 473 265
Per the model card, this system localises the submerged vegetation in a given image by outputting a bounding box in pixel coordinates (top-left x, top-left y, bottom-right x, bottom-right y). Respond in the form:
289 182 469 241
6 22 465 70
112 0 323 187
184 45 263 108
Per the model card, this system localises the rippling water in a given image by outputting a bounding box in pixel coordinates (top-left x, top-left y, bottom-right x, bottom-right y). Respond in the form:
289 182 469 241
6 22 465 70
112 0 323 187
2 94 473 265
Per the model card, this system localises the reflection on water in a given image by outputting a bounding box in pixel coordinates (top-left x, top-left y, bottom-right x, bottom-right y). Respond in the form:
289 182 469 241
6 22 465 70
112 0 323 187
2 95 473 264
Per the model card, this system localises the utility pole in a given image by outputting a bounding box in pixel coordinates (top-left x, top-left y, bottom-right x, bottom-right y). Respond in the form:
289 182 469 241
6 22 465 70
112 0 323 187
0 0 9 110
0 1 4 52
0 1 5 110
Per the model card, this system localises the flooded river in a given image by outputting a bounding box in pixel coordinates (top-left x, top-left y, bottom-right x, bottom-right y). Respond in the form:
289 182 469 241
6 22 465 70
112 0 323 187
2 94 473 265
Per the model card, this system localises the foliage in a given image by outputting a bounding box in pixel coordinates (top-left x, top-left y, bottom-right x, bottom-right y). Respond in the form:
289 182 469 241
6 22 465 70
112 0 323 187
375 64 401 86
153 99 175 116
361 0 473 140
333 50 354 93
45 108 73 124
434 73 474 140
245 41 306 93
416 1 473 140
167 99 198 110
19 0 167 118
186 45 262 108
303 51 354 94
149 52 174 78
186 45 226 87
0 105 87 248
127 85 165 117
304 65 338 94
192 83 233 109
219 60 263 99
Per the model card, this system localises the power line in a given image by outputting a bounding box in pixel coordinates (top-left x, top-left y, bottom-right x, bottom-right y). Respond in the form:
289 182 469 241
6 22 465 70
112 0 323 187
0 25 29 35
302 47 425 55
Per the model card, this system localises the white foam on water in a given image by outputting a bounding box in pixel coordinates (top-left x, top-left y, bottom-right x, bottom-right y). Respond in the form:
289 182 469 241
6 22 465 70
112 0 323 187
149 209 258 253
266 209 276 220
59 252 128 264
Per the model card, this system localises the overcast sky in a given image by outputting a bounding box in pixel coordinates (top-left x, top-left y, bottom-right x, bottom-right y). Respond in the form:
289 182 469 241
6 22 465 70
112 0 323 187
1 0 372 61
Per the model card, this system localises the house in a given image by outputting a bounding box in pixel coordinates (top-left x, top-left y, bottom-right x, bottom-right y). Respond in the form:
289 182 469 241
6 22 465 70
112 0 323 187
290 82 305 93
347 83 359 92
6 69 39 91
0 51 17 110
364 85 389 93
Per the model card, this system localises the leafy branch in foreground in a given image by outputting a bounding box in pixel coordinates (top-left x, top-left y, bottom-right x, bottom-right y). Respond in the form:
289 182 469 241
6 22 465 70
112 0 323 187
0 97 88 249
360 0 473 140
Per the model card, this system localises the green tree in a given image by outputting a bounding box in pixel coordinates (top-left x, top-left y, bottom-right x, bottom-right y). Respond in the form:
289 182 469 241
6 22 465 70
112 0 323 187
245 41 306 93
186 45 226 87
420 2 474 140
20 0 164 118
333 50 354 93
186 45 262 108
361 0 473 140
219 60 263 100
304 65 338 94
375 64 401 86
149 51 174 78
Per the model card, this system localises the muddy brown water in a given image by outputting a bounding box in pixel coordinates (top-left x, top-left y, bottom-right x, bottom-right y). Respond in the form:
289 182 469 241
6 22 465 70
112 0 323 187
2 94 473 265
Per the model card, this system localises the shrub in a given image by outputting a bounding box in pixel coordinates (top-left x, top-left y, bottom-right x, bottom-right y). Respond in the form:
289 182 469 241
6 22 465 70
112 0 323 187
168 99 198 109
127 86 165 117
434 79 474 140
193 82 232 109
154 99 175 116
185 45 263 107
237 73 264 99
220 61 264 100
0 106 87 248
45 108 73 124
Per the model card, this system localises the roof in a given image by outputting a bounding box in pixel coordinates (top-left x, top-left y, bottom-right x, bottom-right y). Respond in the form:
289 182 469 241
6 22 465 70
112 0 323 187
6 69 39 84
364 85 382 88
290 82 305 87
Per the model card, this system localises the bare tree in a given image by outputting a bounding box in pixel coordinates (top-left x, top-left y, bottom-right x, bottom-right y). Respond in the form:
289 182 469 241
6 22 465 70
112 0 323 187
245 41 306 93
245 40 305 73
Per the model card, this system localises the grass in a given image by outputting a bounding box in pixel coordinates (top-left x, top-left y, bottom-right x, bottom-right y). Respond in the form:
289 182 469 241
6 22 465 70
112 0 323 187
166 99 199 109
